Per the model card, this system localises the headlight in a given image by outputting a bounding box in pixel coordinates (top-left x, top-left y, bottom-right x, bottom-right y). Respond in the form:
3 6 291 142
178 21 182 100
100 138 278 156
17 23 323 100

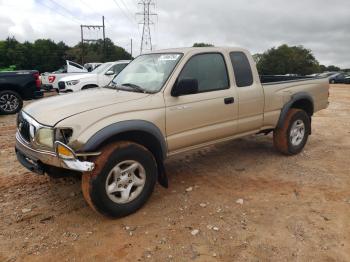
36 128 54 147
66 80 79 85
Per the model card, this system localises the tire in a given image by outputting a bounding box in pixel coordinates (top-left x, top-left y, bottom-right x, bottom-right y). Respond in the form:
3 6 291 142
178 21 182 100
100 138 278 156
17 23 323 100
273 109 311 155
82 141 157 218
0 90 23 115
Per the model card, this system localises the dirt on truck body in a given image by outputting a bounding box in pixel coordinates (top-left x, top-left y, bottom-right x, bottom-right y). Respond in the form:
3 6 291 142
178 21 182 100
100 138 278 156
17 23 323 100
0 84 349 261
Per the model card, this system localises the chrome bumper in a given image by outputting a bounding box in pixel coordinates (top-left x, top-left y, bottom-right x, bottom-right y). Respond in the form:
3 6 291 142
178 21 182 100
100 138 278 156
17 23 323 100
15 132 95 173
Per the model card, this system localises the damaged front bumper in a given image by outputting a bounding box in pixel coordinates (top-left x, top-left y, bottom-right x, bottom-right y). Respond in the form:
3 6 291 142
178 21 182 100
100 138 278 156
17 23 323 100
15 132 95 174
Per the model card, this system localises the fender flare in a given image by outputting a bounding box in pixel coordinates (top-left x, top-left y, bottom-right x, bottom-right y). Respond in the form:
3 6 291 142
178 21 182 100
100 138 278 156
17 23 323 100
276 92 314 129
80 120 168 187
81 120 167 159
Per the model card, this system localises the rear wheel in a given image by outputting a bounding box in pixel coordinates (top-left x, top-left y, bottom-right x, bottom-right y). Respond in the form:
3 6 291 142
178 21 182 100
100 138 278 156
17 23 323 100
273 109 311 155
82 142 157 218
0 90 23 115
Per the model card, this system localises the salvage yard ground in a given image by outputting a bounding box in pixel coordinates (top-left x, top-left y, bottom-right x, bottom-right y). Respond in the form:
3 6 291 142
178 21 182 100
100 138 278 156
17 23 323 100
0 85 350 261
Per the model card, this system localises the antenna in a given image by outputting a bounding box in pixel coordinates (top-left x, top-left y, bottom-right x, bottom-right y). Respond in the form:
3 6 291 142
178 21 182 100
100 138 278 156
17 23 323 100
136 0 157 54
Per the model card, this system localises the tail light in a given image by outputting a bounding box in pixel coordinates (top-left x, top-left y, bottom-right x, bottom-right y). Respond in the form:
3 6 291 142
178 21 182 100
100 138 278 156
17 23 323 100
33 72 41 89
48 75 56 83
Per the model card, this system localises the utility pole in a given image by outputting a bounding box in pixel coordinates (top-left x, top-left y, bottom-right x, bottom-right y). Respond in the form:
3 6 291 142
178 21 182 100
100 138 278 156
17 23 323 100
80 16 106 64
130 38 133 58
102 16 106 61
136 0 157 54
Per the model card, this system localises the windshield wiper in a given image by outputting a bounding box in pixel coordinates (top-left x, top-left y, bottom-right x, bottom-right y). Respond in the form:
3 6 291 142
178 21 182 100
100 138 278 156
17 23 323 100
121 83 148 93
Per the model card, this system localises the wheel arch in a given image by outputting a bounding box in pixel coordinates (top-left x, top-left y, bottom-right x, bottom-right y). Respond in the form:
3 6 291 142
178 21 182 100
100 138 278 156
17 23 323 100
81 120 168 188
82 84 98 90
277 92 314 130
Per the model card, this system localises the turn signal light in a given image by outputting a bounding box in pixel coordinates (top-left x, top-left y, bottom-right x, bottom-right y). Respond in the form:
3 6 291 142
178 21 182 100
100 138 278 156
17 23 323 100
55 142 75 160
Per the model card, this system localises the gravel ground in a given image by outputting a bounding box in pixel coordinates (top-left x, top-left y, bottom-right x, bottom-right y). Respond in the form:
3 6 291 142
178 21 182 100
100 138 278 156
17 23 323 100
0 85 349 262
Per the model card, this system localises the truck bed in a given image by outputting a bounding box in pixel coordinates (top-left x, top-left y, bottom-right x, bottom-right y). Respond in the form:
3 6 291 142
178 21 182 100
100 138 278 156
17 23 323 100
261 76 329 129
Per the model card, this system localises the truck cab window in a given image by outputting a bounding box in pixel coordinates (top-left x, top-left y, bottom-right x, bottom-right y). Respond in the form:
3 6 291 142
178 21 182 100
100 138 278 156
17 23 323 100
230 52 253 87
178 53 229 93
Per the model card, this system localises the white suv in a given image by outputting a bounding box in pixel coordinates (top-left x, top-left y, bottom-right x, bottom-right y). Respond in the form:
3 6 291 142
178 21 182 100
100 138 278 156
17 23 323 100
58 60 130 93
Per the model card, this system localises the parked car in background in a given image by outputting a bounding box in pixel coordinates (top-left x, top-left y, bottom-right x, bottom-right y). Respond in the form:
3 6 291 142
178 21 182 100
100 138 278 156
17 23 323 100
328 72 346 84
0 70 42 114
41 60 87 91
84 63 102 72
57 60 130 93
344 75 350 84
15 47 329 217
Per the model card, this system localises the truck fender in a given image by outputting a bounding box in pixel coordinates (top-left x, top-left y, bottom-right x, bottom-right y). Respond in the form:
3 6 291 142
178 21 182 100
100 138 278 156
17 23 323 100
81 120 168 188
276 92 314 130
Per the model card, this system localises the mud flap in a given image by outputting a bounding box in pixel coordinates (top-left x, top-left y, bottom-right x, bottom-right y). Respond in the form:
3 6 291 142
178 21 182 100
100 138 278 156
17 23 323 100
157 162 168 188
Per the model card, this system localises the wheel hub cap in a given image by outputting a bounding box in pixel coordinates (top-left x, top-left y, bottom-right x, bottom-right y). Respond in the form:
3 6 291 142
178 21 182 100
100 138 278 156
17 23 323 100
290 119 305 146
105 160 146 204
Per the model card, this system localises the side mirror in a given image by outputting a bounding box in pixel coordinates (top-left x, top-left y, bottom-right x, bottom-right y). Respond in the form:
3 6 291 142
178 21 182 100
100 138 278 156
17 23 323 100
171 78 198 97
105 70 114 76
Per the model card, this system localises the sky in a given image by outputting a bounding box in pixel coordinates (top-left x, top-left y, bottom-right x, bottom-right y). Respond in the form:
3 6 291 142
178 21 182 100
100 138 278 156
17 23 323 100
0 0 349 68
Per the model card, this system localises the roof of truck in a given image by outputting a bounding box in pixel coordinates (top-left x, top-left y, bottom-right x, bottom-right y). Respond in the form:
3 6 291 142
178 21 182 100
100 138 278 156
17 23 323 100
145 47 249 54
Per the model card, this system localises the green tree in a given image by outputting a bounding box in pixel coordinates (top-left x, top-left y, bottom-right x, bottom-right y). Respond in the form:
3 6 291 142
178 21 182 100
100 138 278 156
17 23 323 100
192 43 214 47
257 44 320 75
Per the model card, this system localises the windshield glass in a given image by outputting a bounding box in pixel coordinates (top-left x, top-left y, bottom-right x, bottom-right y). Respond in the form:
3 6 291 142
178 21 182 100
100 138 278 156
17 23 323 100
93 62 113 74
110 53 182 93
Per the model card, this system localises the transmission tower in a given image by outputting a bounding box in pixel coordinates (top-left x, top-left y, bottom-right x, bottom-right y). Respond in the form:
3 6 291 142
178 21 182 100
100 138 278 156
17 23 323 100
136 0 157 54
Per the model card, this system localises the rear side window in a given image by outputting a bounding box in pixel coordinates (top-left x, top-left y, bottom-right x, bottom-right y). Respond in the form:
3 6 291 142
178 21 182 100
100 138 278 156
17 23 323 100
230 52 253 87
178 53 229 93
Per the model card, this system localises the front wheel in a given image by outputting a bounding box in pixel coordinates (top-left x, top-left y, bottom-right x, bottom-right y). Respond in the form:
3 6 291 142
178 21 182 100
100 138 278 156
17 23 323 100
0 90 23 114
82 141 157 218
273 109 311 155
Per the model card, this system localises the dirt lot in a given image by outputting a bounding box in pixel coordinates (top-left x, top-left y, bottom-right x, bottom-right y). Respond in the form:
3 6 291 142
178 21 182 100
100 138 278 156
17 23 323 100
0 85 350 261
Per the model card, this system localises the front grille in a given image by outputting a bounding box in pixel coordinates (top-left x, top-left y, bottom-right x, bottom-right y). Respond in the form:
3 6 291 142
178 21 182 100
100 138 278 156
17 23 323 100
18 113 30 142
58 81 66 90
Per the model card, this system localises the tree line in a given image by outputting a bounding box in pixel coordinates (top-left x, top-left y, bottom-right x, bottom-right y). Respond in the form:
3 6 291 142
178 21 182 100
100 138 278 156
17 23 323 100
0 37 132 73
193 43 347 75
0 38 346 75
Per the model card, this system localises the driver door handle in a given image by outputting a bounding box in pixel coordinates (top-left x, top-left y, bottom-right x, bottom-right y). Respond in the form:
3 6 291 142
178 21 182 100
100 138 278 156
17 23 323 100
224 97 234 104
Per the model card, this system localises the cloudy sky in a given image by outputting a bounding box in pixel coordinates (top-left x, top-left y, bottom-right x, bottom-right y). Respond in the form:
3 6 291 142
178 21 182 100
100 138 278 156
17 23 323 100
0 0 349 68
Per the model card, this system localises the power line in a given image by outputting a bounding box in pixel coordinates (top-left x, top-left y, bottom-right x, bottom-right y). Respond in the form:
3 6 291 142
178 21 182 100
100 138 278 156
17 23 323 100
35 0 81 25
111 0 137 26
46 0 84 24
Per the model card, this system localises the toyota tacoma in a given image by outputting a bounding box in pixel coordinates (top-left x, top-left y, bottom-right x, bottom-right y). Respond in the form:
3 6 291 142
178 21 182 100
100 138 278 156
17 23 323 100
15 47 329 218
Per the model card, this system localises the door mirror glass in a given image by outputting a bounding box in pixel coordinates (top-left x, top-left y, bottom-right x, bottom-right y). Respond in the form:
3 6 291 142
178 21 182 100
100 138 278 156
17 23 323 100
105 70 115 76
171 78 198 97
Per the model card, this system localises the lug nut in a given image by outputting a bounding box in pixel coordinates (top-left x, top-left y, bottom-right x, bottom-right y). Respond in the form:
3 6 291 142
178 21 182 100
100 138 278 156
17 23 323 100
129 180 132 183
124 185 127 189
118 184 122 188
128 174 131 177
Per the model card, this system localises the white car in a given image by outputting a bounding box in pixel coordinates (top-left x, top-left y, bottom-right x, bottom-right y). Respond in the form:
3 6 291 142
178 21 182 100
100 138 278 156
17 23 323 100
57 60 130 93
41 60 88 91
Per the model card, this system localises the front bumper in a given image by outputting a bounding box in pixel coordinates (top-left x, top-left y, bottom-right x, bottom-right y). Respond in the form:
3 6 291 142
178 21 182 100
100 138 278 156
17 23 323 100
15 132 95 174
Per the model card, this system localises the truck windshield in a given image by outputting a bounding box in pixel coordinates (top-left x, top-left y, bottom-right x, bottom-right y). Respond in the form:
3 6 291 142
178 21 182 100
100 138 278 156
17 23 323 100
109 53 182 93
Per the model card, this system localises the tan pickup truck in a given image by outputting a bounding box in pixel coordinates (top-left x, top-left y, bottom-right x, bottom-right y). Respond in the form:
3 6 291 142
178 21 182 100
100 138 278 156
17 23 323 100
15 47 329 218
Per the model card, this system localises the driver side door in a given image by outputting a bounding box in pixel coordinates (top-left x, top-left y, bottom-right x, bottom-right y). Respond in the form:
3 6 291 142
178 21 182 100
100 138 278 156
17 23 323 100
165 52 238 153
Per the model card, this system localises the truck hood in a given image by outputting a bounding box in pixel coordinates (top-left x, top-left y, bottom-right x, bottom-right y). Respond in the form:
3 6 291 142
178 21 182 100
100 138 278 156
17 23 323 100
24 88 150 126
60 73 96 82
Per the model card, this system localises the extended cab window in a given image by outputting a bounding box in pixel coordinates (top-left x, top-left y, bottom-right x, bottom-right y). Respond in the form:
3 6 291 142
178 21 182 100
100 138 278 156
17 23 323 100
178 53 229 93
230 52 253 87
